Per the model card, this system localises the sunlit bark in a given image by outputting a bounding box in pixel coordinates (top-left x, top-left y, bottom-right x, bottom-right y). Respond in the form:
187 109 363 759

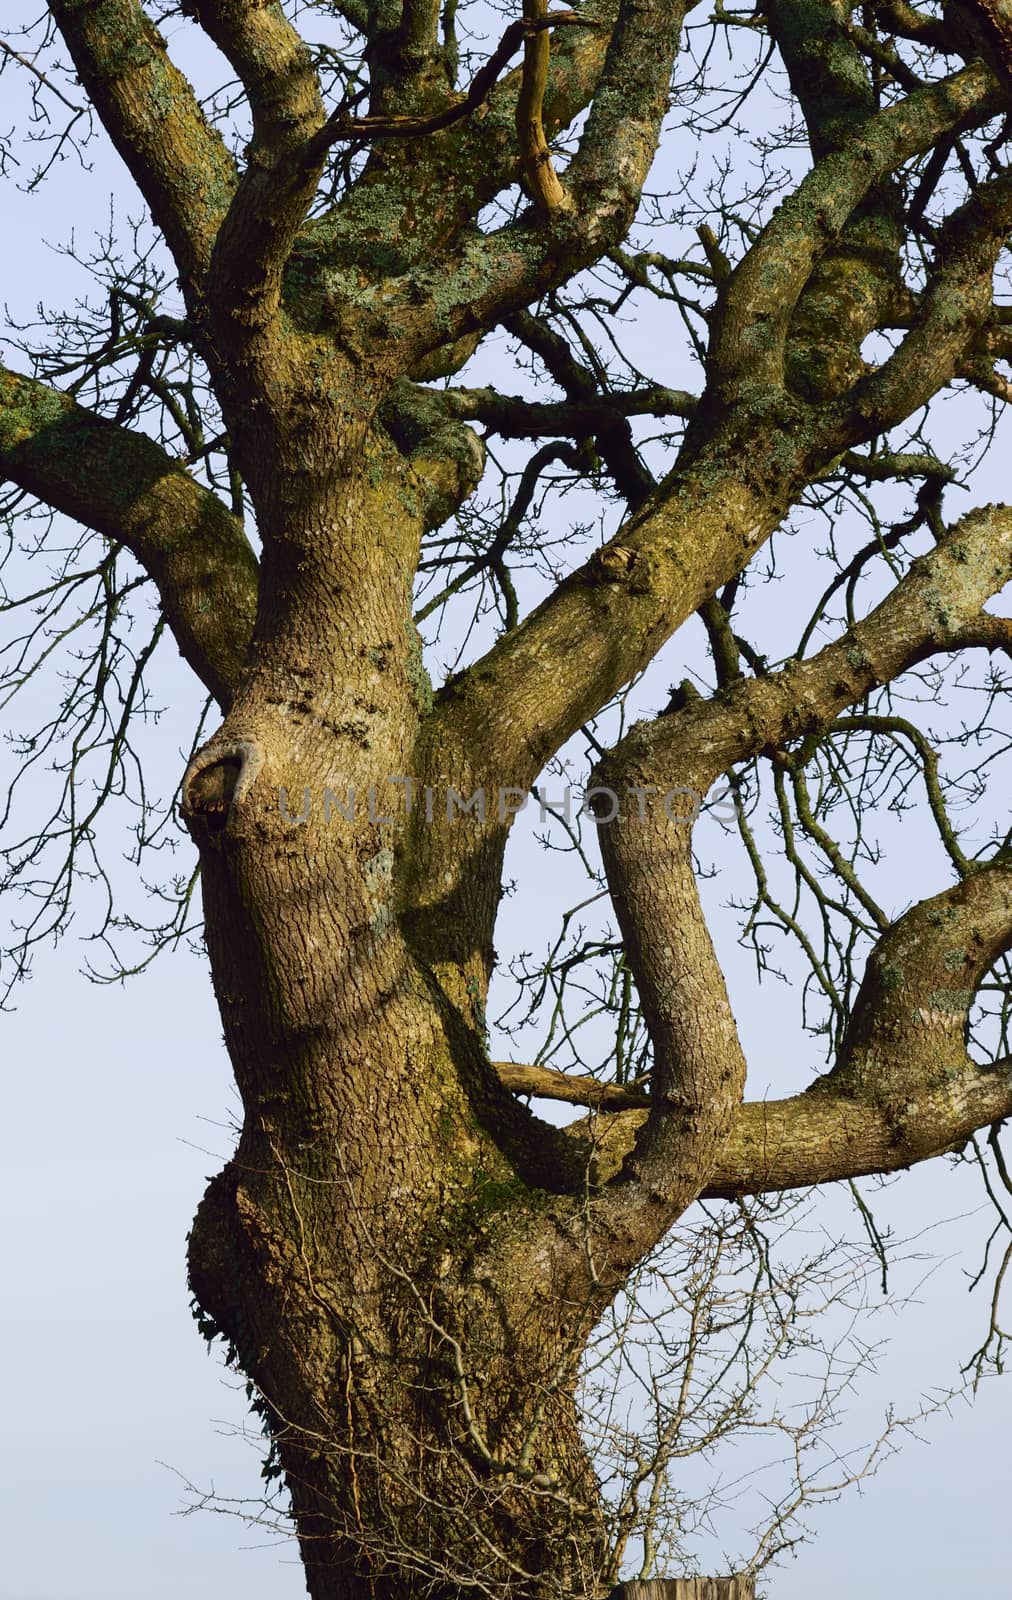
3 0 1012 1593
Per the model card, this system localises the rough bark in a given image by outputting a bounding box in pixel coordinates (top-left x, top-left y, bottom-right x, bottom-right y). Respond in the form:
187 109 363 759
6 2 1012 1596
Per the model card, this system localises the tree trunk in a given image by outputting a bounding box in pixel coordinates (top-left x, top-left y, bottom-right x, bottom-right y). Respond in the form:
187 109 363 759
182 461 615 1600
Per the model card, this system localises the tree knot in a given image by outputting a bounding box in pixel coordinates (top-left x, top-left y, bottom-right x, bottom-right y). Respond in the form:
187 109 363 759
181 738 265 838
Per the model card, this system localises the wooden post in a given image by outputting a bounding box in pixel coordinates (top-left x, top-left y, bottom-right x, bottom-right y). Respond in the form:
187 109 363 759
611 1580 755 1600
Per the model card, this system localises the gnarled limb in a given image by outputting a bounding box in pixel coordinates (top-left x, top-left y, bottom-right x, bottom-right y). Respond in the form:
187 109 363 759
0 366 257 708
573 861 1012 1200
513 503 1012 1272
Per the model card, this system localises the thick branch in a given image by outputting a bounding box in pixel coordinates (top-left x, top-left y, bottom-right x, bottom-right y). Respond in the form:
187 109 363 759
419 67 1005 798
496 1061 651 1108
535 504 1012 1264
392 0 442 89
363 0 690 377
768 0 908 402
768 0 877 160
186 0 322 142
498 856 1012 1210
49 0 236 297
836 861 1012 1094
560 0 689 236
592 500 1012 812
872 0 955 51
200 4 327 371
577 1053 1012 1198
833 165 1012 440
952 0 1012 86
442 384 697 438
588 753 749 1231
709 60 1000 396
583 864 1012 1198
296 0 615 297
0 367 257 708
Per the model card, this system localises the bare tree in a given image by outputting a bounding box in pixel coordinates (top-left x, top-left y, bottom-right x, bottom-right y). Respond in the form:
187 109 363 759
2 0 1012 1596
